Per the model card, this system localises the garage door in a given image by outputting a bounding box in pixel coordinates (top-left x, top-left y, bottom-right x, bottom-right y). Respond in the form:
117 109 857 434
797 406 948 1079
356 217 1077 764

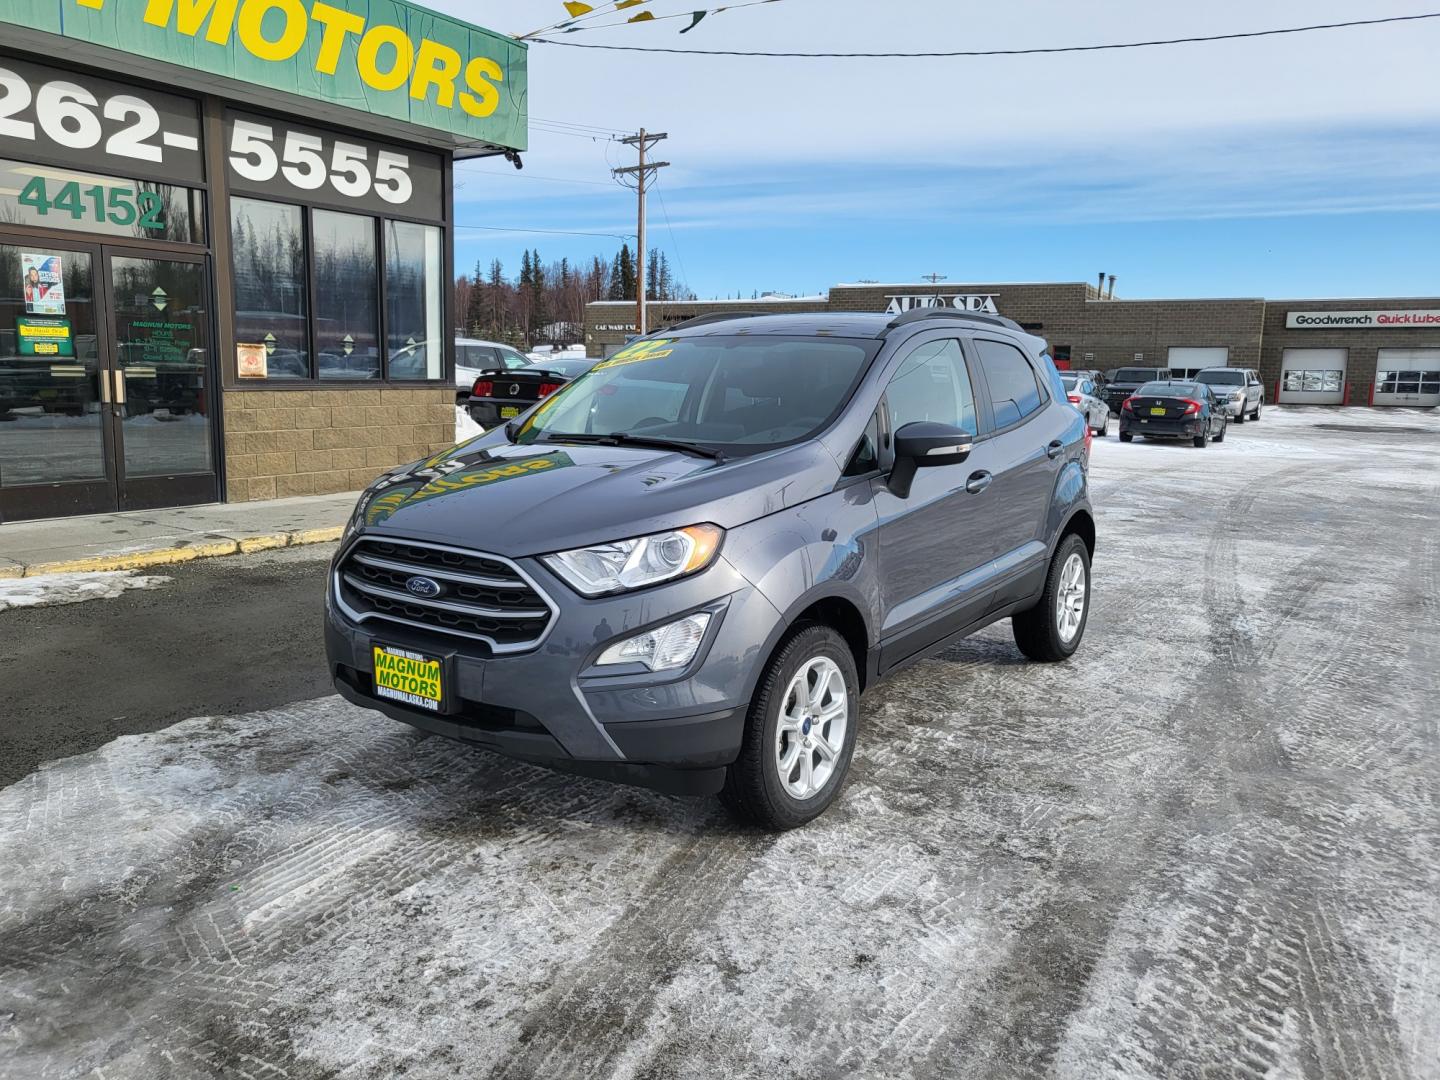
1375 348 1440 407
1168 347 1229 379
1280 348 1348 405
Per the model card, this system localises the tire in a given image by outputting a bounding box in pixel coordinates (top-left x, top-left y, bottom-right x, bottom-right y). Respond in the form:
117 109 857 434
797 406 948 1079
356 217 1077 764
1194 430 1209 448
1251 403 1262 421
1119 431 1133 443
1093 415 1108 437
1234 409 1245 424
722 624 860 831
1013 534 1091 662
1214 419 1226 443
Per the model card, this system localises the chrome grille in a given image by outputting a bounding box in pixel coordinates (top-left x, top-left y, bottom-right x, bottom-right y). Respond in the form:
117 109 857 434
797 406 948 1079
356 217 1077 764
335 537 556 653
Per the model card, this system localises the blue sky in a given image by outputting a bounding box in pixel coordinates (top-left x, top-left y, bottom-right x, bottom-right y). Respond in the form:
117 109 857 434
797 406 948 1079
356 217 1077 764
443 1 1440 300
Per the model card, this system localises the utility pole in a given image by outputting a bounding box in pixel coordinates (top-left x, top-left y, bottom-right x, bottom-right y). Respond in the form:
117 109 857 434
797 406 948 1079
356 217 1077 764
613 130 669 335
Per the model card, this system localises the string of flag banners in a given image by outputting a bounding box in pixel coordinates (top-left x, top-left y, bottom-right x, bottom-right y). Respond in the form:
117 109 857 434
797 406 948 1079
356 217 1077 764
520 0 783 40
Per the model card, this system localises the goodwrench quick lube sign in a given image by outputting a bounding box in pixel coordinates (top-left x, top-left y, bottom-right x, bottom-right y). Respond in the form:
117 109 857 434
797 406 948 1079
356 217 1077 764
1287 310 1440 329
0 0 527 150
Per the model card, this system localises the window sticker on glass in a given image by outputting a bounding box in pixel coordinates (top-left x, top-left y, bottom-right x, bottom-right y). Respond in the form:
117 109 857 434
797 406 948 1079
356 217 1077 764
21 253 65 315
597 339 675 369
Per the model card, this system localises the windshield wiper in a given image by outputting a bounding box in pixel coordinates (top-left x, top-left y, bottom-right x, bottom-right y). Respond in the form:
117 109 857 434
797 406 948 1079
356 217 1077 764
541 431 727 463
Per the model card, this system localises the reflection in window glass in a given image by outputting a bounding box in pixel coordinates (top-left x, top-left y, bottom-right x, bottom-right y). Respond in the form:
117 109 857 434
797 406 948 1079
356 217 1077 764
231 199 309 379
313 210 379 380
976 339 1044 427
385 221 443 380
888 339 978 435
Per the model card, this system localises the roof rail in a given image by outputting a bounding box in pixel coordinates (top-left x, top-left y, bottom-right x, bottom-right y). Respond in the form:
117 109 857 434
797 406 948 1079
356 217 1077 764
662 311 772 332
884 307 1028 334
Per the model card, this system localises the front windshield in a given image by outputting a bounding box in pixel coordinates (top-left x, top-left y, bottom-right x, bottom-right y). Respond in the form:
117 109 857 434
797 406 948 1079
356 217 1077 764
1115 368 1163 382
1195 370 1245 386
517 335 878 456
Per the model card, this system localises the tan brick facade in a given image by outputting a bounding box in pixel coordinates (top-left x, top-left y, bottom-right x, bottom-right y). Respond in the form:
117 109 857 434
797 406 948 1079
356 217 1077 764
221 388 455 503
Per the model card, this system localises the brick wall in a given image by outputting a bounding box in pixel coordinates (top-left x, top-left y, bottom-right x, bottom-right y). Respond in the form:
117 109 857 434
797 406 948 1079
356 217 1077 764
221 388 455 502
1261 298 1440 401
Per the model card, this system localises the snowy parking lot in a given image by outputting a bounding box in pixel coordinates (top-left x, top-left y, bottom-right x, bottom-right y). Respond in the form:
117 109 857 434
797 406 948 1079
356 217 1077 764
2 408 1438 1079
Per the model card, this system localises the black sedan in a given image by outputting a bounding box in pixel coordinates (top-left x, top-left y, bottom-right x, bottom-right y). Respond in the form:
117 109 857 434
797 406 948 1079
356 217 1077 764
466 357 598 429
1119 380 1228 447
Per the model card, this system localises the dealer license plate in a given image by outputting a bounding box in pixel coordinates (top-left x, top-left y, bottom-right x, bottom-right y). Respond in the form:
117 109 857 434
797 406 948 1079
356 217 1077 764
1150 406 1167 416
500 406 521 419
372 645 444 712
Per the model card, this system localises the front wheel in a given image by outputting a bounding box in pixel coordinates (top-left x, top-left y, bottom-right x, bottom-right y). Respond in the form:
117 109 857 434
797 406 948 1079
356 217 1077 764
1013 535 1091 662
1194 430 1209 448
1213 419 1227 443
1251 403 1262 421
722 625 860 831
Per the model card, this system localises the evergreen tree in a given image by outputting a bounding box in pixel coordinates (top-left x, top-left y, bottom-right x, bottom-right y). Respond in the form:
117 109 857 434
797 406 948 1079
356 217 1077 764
529 249 550 343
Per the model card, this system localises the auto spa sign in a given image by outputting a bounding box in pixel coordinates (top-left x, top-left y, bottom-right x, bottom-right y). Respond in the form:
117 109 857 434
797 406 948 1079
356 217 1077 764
885 294 1001 316
0 0 528 149
1287 310 1440 330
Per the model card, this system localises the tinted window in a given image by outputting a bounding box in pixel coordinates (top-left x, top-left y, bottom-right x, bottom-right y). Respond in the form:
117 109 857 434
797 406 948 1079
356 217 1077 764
976 339 1045 428
1114 367 1166 382
499 349 530 369
887 339 978 436
520 336 877 457
1138 381 1201 397
1195 370 1245 386
313 209 378 380
231 198 308 380
457 345 497 368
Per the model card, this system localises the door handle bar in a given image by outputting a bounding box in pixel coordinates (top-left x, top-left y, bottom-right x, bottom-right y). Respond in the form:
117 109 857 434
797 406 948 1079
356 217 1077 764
966 471 994 495
1046 440 1064 460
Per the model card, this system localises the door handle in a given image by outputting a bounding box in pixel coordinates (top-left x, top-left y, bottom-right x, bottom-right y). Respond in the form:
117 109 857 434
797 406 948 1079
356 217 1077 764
98 369 111 405
112 370 127 407
1046 440 1064 460
966 471 994 495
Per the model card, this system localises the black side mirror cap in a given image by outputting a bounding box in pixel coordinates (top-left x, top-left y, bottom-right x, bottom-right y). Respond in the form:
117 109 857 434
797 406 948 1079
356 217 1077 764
888 421 974 498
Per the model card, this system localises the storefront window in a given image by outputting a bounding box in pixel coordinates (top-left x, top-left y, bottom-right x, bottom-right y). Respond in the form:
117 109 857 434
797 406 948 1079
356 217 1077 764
231 199 309 380
385 221 444 381
314 210 380 381
0 159 205 245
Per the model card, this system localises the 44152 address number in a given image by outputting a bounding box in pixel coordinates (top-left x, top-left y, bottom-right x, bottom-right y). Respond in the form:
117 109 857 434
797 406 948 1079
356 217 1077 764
18 176 166 230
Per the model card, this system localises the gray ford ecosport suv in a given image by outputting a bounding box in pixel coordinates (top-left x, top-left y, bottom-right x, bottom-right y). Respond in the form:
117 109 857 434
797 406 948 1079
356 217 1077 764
327 309 1096 829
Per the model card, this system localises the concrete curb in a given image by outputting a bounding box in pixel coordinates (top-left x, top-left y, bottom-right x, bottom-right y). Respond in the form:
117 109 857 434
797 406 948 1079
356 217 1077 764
4 525 345 579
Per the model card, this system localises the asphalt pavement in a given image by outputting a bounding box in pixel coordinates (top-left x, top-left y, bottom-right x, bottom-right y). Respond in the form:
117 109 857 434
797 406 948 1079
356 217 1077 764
1 409 1437 1079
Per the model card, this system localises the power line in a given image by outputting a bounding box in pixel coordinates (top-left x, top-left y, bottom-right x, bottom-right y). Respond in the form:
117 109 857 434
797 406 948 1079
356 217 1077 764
455 166 618 188
532 11 1440 57
531 116 628 136
653 181 691 303
455 223 635 241
561 0 785 34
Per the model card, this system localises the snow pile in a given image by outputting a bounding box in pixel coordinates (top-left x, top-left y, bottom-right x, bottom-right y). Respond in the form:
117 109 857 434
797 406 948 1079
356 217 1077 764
0 570 171 613
455 404 485 443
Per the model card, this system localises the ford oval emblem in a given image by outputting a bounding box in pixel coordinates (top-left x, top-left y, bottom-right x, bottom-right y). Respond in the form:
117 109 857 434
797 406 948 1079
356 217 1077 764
405 576 441 599
509 383 521 397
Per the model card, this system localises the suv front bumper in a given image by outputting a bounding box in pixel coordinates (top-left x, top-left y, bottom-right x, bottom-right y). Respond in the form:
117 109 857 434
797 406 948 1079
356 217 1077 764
325 545 782 796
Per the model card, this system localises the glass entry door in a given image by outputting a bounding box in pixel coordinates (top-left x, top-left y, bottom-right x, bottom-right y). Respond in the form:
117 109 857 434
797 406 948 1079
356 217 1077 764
0 236 217 522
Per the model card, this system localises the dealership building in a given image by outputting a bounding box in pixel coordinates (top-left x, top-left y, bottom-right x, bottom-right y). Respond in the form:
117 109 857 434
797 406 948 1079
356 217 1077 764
0 0 525 523
586 282 1440 409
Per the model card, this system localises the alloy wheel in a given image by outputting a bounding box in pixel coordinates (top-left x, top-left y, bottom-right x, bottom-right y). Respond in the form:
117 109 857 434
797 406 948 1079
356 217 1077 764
774 657 848 801
1056 552 1087 644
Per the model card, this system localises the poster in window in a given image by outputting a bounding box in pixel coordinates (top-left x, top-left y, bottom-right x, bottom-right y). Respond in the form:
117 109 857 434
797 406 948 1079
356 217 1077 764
237 343 269 379
22 253 66 315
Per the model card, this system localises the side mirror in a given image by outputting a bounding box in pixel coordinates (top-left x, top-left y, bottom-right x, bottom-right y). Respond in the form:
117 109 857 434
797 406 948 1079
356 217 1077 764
889 421 974 498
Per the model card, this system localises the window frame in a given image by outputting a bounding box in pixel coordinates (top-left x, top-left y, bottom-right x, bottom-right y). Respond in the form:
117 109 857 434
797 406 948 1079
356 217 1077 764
227 187 448 386
967 333 1051 437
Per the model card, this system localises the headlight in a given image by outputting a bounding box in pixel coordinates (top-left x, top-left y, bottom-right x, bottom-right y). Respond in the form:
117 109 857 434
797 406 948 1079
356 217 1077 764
597 613 712 671
543 524 723 597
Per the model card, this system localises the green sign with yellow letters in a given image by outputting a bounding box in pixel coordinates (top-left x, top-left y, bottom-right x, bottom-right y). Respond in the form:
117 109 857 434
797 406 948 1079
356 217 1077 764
0 0 527 150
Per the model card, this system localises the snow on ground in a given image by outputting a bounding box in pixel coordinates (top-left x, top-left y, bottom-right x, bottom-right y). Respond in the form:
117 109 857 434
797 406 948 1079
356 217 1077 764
0 570 171 613
1 408 1438 1078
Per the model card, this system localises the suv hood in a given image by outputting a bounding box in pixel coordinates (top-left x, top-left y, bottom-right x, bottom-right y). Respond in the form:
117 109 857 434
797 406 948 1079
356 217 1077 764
355 436 842 558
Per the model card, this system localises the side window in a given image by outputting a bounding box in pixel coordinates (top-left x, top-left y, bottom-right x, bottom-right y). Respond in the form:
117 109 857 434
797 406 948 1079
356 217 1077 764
975 339 1045 429
885 338 978 436
502 349 529 369
843 411 881 477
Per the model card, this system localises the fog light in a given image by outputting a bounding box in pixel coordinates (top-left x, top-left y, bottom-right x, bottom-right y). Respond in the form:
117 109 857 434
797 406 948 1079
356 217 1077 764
597 613 712 672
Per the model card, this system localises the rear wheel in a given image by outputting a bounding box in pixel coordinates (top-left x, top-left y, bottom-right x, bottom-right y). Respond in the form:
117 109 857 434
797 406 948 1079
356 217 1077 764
1093 414 1108 437
722 625 860 831
1013 534 1091 662
1119 431 1133 443
1214 418 1227 443
1194 429 1209 448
